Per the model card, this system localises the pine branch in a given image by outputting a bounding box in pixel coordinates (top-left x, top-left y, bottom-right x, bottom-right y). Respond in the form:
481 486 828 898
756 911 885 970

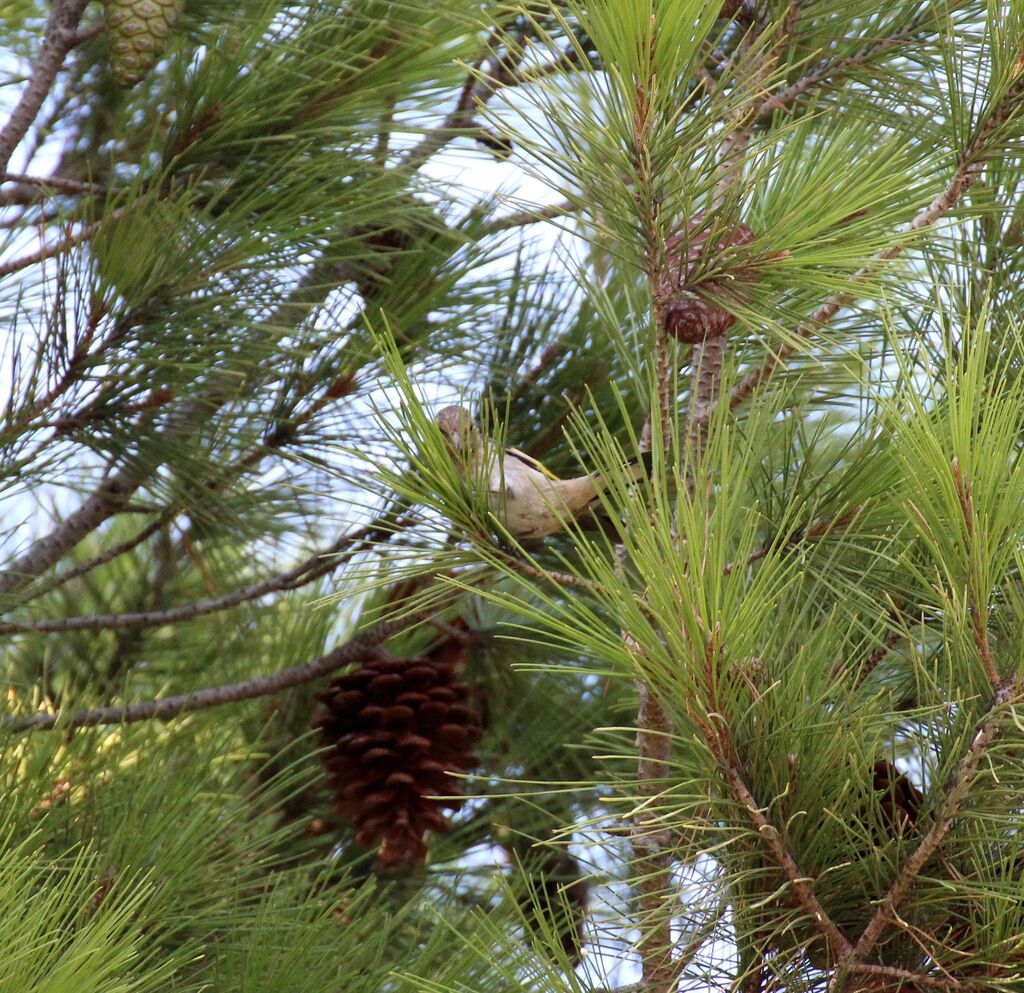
722 507 862 575
689 1 781 465
0 511 413 634
629 27 679 989
402 27 523 172
719 72 1024 424
0 0 91 174
850 963 977 992
1 253 358 602
829 680 1019 991
754 13 934 119
0 204 131 279
1 170 105 197
2 612 428 733
0 465 146 599
24 517 167 603
725 763 853 960
476 200 576 238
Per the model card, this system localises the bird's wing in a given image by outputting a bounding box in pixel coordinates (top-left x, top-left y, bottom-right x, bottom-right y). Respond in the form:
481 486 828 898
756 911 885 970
504 447 561 481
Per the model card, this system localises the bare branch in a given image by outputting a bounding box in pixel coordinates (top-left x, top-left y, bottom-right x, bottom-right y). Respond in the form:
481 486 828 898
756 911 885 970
1 171 105 196
2 612 427 733
0 466 146 600
0 512 413 634
0 0 91 175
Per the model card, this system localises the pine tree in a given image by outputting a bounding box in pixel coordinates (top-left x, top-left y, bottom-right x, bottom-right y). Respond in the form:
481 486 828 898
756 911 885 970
3 1 1024 991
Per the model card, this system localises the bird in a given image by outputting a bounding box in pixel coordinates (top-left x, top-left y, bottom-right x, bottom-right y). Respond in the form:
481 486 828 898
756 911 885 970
435 406 649 539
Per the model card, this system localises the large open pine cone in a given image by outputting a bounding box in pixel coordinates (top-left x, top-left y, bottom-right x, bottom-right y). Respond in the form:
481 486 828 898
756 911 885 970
663 213 756 344
312 635 483 866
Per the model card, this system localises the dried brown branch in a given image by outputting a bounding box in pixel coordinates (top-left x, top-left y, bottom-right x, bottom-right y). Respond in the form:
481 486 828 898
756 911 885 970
2 613 426 733
828 681 1017 991
719 73 1024 424
0 511 413 634
0 0 91 175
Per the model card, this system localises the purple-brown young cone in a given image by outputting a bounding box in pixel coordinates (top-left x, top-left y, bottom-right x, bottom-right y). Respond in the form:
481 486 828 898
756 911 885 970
663 213 756 344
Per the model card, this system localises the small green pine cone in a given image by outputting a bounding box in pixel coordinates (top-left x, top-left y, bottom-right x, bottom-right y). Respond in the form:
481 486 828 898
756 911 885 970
105 0 181 88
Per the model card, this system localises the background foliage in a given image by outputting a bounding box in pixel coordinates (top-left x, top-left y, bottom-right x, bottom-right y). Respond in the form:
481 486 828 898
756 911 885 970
2 0 1024 990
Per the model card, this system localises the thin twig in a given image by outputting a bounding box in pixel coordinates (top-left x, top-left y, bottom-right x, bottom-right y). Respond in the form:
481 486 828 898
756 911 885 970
0 0 91 175
1 171 104 195
0 512 413 634
0 206 128 280
476 200 576 238
850 963 976 992
1 612 428 733
0 466 146 599
754 15 933 120
718 73 1024 425
502 554 605 595
1 256 357 602
402 27 523 172
21 517 167 603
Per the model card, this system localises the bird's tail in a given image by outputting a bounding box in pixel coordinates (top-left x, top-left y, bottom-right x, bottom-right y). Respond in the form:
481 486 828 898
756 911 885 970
588 450 654 492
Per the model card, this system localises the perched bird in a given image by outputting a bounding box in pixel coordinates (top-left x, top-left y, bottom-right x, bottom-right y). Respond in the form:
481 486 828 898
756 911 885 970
435 406 648 539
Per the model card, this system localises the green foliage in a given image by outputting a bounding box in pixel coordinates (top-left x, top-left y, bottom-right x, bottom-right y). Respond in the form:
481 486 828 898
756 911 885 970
5 0 1024 989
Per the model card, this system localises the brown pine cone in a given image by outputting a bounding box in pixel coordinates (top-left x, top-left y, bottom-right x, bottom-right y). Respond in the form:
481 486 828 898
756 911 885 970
312 637 483 866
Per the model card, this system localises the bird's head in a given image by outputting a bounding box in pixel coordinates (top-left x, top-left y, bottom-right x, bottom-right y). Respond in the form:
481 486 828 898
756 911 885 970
436 405 479 457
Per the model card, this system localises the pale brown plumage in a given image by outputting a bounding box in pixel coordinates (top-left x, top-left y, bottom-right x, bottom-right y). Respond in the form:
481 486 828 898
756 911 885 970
436 406 646 539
